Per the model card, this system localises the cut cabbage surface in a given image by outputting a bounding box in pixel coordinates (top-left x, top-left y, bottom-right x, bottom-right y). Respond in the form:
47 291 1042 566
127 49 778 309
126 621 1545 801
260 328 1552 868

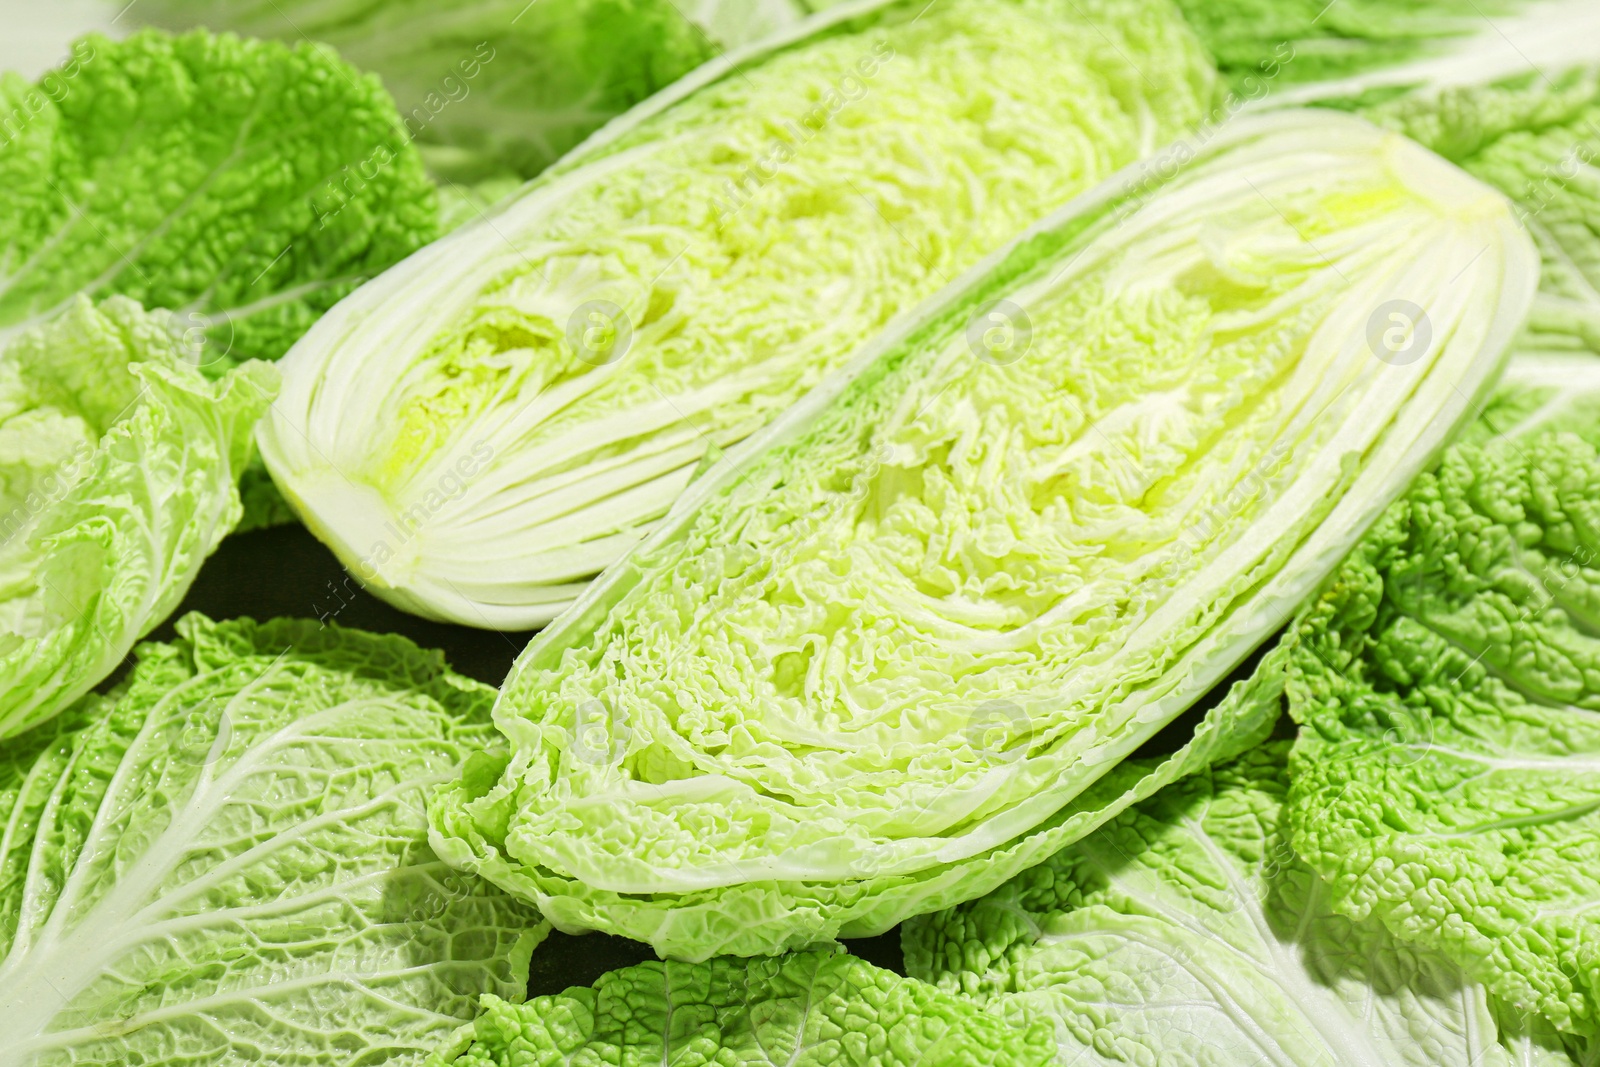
429 110 1538 959
258 0 1218 629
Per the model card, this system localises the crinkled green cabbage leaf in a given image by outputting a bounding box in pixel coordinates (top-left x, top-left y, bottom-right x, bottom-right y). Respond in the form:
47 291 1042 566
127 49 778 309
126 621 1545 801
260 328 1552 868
0 613 545 1067
1285 356 1600 1039
428 110 1536 959
0 29 439 368
133 0 836 182
0 297 274 740
259 0 1219 629
903 742 1578 1067
426 948 1055 1067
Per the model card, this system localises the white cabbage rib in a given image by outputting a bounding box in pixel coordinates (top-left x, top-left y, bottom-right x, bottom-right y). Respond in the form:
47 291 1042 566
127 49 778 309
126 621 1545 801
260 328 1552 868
258 0 1216 629
429 110 1539 960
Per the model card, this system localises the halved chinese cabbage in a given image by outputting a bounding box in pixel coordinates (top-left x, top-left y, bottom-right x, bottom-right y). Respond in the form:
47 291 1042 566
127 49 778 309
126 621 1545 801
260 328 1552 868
258 0 1218 629
429 110 1538 959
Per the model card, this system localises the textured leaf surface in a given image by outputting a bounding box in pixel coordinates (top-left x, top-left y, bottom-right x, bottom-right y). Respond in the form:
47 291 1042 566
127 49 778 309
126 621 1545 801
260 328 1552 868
0 296 274 739
428 111 1535 959
0 614 545 1067
1264 0 1600 109
132 0 806 181
0 29 438 366
1287 357 1600 1037
904 744 1544 1067
427 948 1054 1067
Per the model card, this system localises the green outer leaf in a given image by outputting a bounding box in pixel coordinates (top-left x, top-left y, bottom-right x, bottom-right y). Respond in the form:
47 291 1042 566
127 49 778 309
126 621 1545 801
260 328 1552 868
428 110 1535 960
131 0 774 182
0 296 276 739
0 28 439 367
425 948 1055 1067
1286 356 1600 1037
903 744 1529 1067
233 460 301 533
0 613 546 1067
800 0 1550 97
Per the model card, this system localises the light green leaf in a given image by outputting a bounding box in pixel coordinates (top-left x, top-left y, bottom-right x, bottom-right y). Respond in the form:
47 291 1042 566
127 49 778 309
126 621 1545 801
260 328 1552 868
0 296 274 739
1263 0 1600 109
131 0 782 182
905 744 1537 1067
0 613 545 1067
0 29 439 367
1175 0 1572 95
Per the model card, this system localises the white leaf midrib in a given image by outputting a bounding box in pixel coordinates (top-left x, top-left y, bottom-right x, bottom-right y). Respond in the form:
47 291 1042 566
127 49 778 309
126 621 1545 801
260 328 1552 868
0 670 454 1057
1038 809 1402 1067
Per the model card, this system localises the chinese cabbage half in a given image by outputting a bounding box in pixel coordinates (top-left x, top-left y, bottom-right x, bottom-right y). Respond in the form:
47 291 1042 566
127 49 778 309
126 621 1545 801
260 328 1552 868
429 110 1537 960
258 0 1218 629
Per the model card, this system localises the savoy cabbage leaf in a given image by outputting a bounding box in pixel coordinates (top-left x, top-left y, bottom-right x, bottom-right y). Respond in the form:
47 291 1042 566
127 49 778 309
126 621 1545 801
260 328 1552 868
0 28 439 368
427 110 1536 960
426 948 1055 1067
0 613 545 1067
0 296 274 740
903 743 1561 1067
132 0 827 182
1286 356 1600 1038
